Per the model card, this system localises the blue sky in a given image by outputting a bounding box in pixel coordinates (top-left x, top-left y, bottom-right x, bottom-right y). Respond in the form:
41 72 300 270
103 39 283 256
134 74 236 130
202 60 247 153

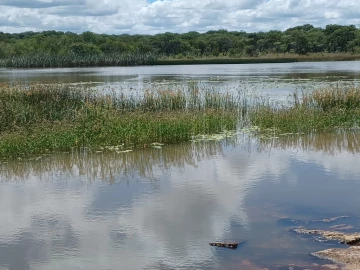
0 0 359 34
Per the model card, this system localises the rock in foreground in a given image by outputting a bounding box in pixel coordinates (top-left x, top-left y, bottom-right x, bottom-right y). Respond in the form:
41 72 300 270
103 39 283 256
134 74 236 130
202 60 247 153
293 228 360 245
313 246 360 270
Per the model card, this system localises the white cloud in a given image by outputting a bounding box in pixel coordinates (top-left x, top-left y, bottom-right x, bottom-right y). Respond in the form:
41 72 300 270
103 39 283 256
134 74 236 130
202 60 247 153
0 0 359 34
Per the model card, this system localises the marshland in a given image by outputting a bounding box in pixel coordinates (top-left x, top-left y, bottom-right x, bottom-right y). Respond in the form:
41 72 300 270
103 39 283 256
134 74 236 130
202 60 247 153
1 61 360 269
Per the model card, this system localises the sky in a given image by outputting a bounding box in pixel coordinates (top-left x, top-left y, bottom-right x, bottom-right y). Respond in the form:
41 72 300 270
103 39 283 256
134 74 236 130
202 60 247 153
0 0 359 34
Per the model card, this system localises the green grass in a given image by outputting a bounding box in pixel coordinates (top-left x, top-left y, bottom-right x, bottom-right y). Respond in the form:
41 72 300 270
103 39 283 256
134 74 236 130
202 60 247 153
2 82 360 159
0 84 241 158
250 86 360 133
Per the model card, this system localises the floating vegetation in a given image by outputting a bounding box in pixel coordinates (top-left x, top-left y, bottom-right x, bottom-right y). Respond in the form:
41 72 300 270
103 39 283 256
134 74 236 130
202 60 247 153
117 150 134 154
190 130 239 142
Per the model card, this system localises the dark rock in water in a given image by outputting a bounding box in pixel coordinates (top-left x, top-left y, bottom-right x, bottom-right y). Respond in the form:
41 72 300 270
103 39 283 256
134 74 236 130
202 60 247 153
313 246 360 270
209 242 238 249
293 228 360 246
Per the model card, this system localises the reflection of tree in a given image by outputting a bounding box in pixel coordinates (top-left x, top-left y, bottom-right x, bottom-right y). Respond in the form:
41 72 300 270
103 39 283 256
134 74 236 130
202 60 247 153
0 141 237 182
256 130 360 155
2 131 359 182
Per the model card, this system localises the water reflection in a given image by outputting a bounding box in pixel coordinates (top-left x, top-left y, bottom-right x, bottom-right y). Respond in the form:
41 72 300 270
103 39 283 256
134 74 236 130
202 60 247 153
2 61 360 85
258 129 360 155
2 62 360 104
0 141 233 182
1 132 360 269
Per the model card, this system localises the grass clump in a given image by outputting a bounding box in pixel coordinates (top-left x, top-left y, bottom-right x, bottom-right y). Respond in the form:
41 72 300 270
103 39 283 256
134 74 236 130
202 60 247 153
0 84 241 158
250 86 360 133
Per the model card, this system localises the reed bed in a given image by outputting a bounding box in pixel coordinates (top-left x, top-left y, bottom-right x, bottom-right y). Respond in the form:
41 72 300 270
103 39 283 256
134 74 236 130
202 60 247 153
154 53 360 66
0 52 157 68
2 52 357 69
3 81 359 158
250 86 360 133
0 84 242 158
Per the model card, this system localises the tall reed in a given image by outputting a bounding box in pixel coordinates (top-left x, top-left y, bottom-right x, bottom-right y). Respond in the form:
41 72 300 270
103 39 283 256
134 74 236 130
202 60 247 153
0 52 157 68
0 84 242 158
250 86 360 133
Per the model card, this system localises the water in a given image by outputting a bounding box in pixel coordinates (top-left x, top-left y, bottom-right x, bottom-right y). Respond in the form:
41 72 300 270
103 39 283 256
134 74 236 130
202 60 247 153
1 61 360 103
1 131 360 270
1 62 360 269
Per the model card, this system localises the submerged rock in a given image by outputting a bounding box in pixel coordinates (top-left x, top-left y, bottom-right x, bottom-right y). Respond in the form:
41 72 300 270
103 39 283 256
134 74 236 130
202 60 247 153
278 216 351 227
330 225 355 231
268 262 341 270
293 228 360 245
285 263 341 270
232 259 269 270
321 264 342 269
312 216 350 224
313 246 360 270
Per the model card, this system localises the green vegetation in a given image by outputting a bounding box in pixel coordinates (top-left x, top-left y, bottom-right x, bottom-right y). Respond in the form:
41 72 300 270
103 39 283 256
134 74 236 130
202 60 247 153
1 24 360 67
0 84 241 158
250 86 360 133
155 53 360 65
2 82 360 158
0 53 157 68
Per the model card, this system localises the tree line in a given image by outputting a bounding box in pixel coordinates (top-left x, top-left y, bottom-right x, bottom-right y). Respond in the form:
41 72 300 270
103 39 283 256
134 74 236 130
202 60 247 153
0 24 359 61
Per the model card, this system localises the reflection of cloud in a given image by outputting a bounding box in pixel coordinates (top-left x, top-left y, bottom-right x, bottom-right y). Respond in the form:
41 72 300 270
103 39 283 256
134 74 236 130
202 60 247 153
0 133 360 269
292 150 360 178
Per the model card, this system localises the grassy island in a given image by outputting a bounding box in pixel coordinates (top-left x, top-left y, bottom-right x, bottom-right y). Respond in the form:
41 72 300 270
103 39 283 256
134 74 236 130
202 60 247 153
0 84 242 158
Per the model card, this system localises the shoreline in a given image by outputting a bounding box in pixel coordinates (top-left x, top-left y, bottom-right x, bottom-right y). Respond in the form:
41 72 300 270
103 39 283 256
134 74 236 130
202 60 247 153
153 54 360 66
1 54 359 69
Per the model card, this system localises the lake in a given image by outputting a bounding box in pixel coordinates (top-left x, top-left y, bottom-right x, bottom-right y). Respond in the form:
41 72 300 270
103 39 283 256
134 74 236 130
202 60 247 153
1 62 360 269
1 61 360 102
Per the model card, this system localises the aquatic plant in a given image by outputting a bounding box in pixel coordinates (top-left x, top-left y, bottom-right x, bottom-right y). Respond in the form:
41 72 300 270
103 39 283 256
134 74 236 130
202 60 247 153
0 84 242 158
250 85 360 133
2 81 359 158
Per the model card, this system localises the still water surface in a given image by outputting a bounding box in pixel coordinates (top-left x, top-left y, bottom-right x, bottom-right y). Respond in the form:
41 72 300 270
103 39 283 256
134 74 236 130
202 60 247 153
1 62 360 269
1 131 360 269
1 61 360 102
